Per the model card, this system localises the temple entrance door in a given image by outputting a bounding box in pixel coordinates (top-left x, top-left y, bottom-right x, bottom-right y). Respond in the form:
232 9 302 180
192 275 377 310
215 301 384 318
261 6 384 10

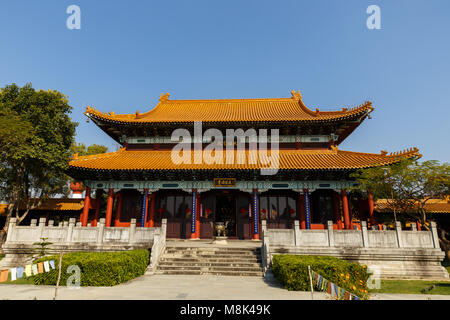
215 192 237 237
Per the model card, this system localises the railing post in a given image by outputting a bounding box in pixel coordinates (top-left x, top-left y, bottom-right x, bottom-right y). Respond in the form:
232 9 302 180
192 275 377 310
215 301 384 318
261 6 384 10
48 220 54 227
38 217 46 240
327 221 334 247
6 217 17 242
97 218 105 244
30 219 37 227
161 218 167 240
66 218 75 243
294 220 300 246
361 221 369 248
411 223 417 231
129 219 136 244
430 221 440 249
395 221 403 248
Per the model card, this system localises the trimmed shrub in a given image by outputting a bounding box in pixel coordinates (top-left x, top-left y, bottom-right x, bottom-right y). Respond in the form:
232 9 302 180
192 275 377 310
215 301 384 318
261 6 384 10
33 249 149 286
272 255 370 299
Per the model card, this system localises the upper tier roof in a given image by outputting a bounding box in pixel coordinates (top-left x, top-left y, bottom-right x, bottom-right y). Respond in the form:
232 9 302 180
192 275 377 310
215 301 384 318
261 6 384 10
68 147 420 172
85 90 373 124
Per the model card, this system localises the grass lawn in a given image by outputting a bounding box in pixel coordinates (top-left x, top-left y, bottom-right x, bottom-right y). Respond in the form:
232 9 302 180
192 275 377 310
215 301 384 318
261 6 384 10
370 280 450 295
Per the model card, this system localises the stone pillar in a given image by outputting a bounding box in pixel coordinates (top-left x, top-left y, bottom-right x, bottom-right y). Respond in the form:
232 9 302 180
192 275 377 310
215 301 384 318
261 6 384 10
361 221 369 247
6 217 17 242
92 189 103 227
114 191 123 227
327 221 334 246
252 189 260 240
97 218 105 244
304 189 311 230
81 187 91 226
341 190 351 230
38 217 46 239
190 189 198 239
298 193 306 229
129 218 136 244
105 188 114 227
367 191 375 225
431 221 440 249
395 221 404 248
294 220 301 246
411 223 417 231
31 219 37 227
66 218 75 243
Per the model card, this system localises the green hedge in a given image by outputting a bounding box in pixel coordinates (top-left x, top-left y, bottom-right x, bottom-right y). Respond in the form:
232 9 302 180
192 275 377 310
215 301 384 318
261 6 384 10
272 255 370 299
33 249 149 286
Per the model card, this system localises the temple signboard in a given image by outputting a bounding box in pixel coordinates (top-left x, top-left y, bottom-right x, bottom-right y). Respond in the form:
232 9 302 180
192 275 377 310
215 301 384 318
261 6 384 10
214 178 236 188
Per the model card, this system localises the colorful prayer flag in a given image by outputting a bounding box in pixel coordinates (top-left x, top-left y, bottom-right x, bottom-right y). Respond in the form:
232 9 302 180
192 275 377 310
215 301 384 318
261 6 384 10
37 262 44 274
43 261 50 272
16 266 24 279
344 291 351 300
25 265 32 277
0 270 9 282
49 260 55 269
10 268 17 281
327 281 332 294
32 264 38 275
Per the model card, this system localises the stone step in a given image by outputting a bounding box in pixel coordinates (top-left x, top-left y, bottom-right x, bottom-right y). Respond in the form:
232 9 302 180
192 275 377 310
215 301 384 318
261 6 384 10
160 257 262 263
165 247 261 252
164 250 260 256
162 253 260 259
154 270 264 277
159 261 262 268
157 265 263 272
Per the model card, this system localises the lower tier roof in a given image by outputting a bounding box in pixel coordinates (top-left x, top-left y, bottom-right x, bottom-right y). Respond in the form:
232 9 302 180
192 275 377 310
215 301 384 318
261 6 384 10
68 147 420 172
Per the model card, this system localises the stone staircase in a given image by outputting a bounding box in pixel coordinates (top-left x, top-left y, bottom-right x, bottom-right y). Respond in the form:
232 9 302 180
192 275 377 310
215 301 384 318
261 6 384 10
154 244 264 276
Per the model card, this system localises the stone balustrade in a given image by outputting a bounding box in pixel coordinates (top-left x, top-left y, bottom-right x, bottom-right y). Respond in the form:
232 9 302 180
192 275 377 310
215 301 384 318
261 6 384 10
261 220 449 280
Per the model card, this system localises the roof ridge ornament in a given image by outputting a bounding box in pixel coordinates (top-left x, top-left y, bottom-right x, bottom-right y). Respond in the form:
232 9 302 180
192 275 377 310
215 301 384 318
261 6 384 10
380 150 388 156
290 90 302 100
159 92 170 103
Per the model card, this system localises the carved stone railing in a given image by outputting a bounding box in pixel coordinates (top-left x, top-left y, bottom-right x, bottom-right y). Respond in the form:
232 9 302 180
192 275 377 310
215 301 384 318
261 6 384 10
0 217 167 269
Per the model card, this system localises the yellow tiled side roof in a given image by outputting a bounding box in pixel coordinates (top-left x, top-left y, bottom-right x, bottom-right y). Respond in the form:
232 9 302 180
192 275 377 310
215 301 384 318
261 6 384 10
85 91 373 123
0 199 84 216
375 198 450 214
68 147 420 171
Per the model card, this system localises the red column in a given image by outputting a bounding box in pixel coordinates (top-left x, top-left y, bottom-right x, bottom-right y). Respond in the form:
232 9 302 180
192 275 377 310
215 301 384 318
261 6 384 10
368 191 375 225
92 189 103 227
148 193 155 227
333 192 343 230
341 189 351 230
105 188 114 227
81 187 91 226
298 193 306 229
114 191 123 226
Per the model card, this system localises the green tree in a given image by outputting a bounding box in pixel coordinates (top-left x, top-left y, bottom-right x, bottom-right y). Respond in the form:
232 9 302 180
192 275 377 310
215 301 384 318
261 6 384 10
70 142 108 156
0 83 77 233
351 159 449 226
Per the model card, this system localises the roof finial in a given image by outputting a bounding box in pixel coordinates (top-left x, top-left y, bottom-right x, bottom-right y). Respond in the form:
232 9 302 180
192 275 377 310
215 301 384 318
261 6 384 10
291 90 302 100
160 92 170 103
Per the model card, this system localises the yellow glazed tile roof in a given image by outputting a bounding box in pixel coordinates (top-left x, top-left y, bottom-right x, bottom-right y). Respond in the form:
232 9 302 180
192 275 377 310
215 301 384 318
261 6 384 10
85 90 373 124
68 147 420 171
0 199 84 216
375 197 450 214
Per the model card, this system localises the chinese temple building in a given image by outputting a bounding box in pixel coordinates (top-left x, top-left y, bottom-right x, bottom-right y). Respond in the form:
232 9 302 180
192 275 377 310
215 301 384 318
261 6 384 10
68 90 421 240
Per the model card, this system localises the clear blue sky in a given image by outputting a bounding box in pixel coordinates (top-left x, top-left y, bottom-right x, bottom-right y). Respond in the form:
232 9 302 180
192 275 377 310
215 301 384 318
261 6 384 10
1 0 449 162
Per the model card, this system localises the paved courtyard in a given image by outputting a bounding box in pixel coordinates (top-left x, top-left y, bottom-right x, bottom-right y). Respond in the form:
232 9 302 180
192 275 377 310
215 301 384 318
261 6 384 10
1 273 450 300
